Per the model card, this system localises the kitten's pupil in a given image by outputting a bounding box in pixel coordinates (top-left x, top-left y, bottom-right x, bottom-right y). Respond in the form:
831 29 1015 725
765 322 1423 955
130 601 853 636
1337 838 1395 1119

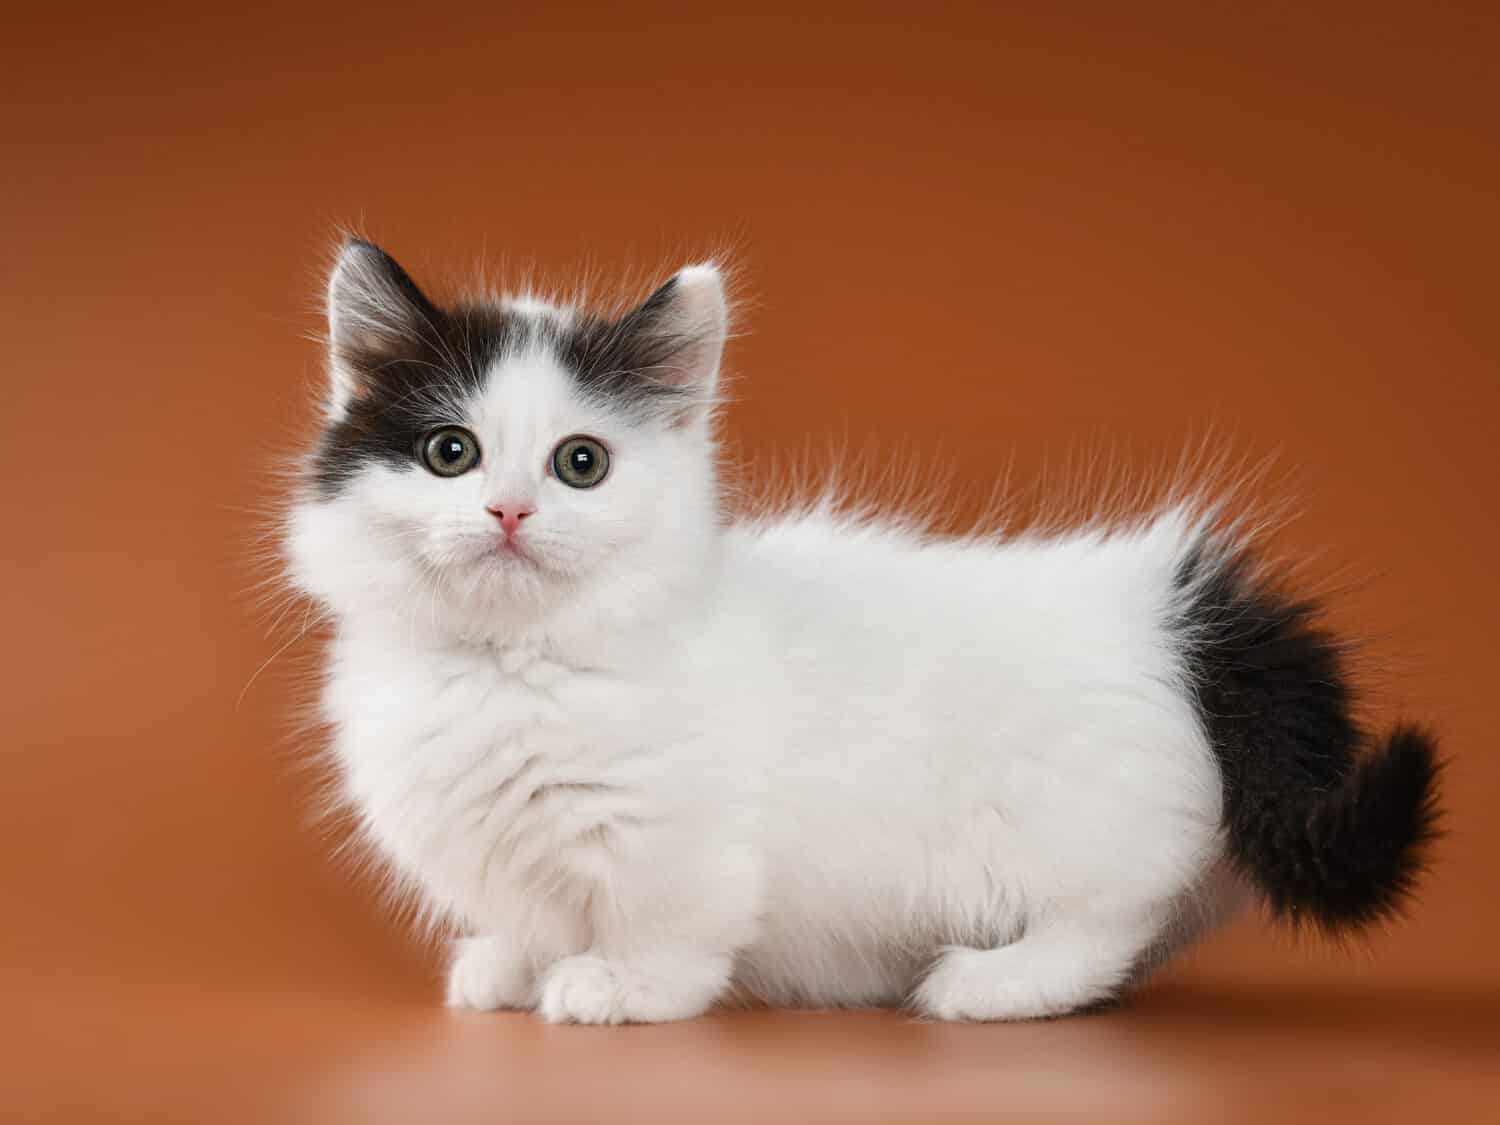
570 448 594 472
440 438 464 463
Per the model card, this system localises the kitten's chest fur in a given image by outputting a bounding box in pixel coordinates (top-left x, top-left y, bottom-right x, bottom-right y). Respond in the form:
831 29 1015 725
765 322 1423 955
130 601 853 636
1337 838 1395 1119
324 631 663 928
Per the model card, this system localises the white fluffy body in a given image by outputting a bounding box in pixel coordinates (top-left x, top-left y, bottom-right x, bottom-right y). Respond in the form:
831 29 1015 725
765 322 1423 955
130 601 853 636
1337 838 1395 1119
286 248 1245 1023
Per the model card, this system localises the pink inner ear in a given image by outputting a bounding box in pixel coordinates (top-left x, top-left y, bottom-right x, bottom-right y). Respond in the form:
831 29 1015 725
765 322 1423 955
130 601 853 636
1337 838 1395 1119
658 265 728 390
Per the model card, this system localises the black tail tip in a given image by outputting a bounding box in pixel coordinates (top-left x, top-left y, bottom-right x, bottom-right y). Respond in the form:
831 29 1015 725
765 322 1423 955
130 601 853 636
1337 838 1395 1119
1288 723 1443 932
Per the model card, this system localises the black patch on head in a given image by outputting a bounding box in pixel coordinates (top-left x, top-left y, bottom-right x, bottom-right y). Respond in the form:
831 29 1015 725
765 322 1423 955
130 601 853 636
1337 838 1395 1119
1173 545 1440 932
312 264 523 495
557 277 705 417
311 243 703 497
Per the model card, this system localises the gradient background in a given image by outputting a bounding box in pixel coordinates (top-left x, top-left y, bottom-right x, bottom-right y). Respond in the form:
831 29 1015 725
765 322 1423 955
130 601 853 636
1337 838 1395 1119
3 3 1497 1122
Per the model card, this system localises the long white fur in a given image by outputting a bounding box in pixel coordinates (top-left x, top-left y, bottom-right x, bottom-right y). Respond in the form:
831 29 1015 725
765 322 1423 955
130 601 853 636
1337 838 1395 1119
286 260 1242 1023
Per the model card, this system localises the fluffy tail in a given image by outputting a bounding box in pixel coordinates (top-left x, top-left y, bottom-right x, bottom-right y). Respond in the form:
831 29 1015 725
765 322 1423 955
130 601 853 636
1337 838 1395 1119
1174 545 1441 931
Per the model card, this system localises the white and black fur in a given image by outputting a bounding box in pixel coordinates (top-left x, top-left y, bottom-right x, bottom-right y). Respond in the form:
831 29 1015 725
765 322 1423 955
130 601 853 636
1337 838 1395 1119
283 238 1439 1023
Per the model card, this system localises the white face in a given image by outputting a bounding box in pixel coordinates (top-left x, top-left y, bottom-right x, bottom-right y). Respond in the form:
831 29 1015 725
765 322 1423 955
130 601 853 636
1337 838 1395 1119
293 349 715 632
285 242 727 643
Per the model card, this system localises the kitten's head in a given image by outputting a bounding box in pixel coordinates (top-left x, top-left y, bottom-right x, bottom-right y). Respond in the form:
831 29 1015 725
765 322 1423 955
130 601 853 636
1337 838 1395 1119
285 239 728 645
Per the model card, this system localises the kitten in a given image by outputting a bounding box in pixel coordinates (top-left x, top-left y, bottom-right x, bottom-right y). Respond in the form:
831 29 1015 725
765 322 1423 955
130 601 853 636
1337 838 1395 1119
284 238 1439 1023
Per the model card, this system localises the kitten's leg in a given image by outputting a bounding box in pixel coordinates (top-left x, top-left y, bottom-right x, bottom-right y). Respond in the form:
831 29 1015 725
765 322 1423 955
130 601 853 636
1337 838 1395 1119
536 837 759 1025
912 909 1161 1021
537 949 736 1025
446 898 585 1011
446 934 534 1010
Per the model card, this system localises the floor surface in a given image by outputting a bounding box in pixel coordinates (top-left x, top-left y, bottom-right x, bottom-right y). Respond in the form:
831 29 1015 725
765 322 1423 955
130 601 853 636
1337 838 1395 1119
11 957 1500 1124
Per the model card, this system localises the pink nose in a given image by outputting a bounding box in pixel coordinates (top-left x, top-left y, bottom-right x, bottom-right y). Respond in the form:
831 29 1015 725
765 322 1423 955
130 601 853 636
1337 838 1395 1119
486 503 535 536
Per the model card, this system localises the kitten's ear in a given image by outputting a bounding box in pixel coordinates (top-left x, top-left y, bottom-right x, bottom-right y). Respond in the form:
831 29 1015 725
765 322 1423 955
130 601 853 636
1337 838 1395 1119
613 264 728 415
324 238 440 417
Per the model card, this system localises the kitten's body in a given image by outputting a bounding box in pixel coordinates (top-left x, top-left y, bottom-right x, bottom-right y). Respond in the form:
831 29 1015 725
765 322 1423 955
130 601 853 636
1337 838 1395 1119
287 240 1437 1023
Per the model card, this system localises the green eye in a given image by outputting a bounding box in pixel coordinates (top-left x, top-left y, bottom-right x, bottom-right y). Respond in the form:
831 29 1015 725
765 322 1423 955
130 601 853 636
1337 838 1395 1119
420 427 480 477
552 436 610 489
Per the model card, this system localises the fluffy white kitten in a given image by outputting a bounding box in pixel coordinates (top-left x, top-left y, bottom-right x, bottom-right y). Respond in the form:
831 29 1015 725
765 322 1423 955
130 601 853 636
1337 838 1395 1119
285 239 1438 1023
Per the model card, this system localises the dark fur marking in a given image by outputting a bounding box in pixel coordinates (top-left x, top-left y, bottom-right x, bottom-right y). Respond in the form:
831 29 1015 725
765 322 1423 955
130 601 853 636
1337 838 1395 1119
312 241 696 497
558 276 701 416
1173 545 1440 931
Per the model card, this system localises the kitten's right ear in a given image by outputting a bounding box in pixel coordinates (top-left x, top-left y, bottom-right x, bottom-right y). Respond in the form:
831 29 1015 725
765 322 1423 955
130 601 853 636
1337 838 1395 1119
325 238 440 417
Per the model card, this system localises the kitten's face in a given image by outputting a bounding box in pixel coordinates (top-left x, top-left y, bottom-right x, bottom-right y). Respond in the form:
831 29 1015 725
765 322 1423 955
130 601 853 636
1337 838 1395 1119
286 241 727 641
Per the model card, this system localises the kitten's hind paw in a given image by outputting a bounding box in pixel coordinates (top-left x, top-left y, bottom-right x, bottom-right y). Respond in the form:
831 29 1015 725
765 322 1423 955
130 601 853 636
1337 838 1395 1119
913 924 1147 1021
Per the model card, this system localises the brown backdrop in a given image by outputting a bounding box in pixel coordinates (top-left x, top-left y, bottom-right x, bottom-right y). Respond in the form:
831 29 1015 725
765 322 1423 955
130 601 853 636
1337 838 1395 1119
3 3 1497 1122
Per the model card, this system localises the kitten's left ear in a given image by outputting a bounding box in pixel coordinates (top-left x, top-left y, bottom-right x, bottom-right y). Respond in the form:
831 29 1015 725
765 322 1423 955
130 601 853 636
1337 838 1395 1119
607 264 728 416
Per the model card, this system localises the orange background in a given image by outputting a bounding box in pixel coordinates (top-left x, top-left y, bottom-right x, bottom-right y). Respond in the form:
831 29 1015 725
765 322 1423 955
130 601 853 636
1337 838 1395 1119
3 3 1497 1122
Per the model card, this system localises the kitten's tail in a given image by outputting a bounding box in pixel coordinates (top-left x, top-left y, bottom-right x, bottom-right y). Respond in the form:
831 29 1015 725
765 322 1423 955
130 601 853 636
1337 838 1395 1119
1175 543 1442 931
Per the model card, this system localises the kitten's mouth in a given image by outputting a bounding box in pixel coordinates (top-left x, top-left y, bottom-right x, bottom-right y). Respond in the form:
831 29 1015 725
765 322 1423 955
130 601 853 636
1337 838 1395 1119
494 536 539 566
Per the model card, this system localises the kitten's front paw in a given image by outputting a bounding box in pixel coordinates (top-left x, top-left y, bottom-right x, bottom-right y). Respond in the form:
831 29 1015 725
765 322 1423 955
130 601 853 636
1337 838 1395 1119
446 936 533 1011
536 954 722 1025
912 946 1003 1021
